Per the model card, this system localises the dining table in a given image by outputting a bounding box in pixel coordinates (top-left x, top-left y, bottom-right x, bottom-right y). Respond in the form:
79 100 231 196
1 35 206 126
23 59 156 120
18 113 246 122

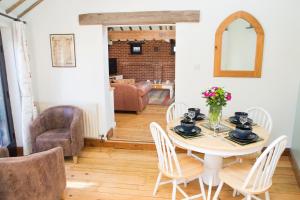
166 118 270 187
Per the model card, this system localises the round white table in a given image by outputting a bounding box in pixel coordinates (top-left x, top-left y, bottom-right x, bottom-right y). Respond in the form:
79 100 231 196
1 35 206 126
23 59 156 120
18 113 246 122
167 119 270 186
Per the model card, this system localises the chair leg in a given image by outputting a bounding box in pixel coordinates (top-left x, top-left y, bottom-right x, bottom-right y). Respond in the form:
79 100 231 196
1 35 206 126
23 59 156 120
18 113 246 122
212 181 224 200
73 156 78 164
172 180 177 200
184 181 188 187
233 189 237 197
153 172 162 196
207 176 213 200
199 177 206 200
265 191 270 200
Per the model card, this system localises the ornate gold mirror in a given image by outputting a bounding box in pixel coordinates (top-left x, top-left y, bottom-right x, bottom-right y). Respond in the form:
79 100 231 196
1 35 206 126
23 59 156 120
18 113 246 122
214 11 264 77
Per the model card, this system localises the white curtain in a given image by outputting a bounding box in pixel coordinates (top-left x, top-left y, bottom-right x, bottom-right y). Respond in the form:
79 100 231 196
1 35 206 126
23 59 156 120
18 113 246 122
12 21 36 155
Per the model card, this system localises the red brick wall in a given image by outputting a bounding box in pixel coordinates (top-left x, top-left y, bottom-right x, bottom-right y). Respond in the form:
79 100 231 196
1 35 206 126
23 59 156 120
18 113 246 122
108 41 175 82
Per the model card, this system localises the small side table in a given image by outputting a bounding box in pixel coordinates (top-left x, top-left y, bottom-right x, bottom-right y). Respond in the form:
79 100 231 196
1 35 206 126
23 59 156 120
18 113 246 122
151 82 174 98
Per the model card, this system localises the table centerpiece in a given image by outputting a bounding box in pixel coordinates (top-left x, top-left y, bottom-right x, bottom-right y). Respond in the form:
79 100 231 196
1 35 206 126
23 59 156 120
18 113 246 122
202 87 231 135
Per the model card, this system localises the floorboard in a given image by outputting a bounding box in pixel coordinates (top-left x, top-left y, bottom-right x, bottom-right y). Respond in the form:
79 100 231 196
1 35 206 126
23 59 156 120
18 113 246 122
64 147 300 200
111 105 168 142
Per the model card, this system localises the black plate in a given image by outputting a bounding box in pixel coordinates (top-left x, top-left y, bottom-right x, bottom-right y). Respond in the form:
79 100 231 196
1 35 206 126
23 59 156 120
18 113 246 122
184 113 206 121
229 116 253 125
229 131 258 142
174 125 201 136
195 113 206 121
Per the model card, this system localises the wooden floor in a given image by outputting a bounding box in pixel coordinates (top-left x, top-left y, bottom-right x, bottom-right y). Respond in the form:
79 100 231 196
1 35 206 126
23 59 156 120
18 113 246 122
111 105 168 142
64 147 300 200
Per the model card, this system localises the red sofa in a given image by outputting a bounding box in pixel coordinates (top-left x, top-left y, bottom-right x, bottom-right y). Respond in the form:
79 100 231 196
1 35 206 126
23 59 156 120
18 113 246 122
111 81 152 112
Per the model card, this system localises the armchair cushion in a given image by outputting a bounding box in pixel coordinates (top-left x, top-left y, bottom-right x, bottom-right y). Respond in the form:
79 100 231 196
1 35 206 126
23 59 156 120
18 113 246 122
36 129 72 155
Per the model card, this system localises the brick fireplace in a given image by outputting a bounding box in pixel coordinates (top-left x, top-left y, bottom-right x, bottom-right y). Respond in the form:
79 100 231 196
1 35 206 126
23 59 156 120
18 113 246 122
108 40 175 82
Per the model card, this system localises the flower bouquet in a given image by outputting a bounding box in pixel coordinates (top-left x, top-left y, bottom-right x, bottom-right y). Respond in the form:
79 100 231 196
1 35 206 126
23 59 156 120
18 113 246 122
202 87 231 134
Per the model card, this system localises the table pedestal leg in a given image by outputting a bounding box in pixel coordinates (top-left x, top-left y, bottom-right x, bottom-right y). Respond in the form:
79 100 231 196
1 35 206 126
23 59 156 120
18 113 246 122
203 154 223 186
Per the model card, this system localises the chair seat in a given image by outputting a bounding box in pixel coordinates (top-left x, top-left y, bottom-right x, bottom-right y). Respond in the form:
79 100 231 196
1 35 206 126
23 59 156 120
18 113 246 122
219 162 271 194
160 153 204 180
36 129 72 156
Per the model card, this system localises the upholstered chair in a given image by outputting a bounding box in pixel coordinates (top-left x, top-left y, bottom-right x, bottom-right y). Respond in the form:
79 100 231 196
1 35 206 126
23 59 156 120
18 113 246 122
0 147 66 200
111 81 152 113
30 105 84 163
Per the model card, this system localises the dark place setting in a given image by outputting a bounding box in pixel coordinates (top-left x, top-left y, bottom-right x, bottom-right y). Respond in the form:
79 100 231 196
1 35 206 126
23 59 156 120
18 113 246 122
226 112 262 145
173 108 203 139
228 111 254 125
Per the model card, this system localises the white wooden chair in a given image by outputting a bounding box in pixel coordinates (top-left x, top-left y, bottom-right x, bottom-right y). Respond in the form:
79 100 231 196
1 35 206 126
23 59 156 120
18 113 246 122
166 102 189 124
246 107 273 133
166 102 204 163
213 135 287 200
226 107 273 168
150 122 207 200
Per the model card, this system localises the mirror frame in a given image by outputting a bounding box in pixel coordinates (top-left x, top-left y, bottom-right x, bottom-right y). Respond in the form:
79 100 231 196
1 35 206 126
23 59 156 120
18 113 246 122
214 11 264 78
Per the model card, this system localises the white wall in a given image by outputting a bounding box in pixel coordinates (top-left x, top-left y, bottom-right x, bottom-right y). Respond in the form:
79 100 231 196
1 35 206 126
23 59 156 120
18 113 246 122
0 15 22 146
23 0 300 146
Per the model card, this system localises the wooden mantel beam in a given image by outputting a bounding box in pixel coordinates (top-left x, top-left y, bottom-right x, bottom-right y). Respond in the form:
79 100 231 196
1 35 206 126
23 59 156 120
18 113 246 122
108 30 175 41
79 10 200 25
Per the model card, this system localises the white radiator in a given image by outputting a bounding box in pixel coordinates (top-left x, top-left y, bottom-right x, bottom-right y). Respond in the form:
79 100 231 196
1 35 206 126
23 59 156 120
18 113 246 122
36 102 100 139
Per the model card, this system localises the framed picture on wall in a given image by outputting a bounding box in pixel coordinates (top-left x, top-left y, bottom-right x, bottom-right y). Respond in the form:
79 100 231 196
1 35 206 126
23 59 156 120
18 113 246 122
50 34 76 67
130 42 142 55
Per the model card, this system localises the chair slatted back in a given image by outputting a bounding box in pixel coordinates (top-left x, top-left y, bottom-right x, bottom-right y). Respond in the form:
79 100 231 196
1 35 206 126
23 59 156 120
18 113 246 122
246 107 273 133
166 102 188 124
150 122 182 177
243 135 287 192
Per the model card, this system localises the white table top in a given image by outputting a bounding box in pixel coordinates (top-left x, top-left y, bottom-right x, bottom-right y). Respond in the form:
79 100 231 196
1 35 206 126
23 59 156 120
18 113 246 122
167 118 270 157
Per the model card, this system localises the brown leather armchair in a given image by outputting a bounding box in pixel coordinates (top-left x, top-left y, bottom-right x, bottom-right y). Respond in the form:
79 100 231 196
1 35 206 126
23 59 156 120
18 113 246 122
0 147 66 200
30 105 84 163
111 81 152 112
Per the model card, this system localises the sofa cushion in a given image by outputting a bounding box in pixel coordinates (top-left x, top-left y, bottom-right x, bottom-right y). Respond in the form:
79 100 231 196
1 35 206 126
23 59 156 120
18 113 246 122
36 129 72 156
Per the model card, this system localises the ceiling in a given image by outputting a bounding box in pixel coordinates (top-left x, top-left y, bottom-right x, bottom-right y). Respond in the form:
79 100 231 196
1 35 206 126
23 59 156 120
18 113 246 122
0 0 44 18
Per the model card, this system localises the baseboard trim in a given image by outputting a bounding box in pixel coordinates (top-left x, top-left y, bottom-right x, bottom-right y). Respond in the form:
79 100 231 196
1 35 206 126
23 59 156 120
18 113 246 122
84 138 156 150
289 150 300 186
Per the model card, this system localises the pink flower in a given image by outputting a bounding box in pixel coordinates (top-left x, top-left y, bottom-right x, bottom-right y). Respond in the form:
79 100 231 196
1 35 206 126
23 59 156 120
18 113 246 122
203 91 209 97
226 93 232 101
209 92 216 97
212 86 219 90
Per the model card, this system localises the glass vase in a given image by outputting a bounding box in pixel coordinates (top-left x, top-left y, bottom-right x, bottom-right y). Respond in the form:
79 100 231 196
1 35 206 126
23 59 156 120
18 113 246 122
208 105 222 136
